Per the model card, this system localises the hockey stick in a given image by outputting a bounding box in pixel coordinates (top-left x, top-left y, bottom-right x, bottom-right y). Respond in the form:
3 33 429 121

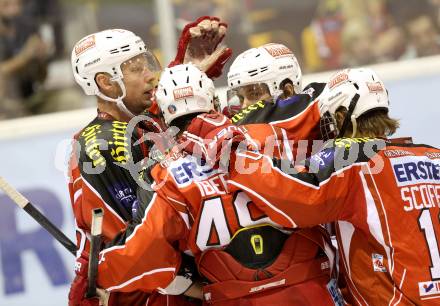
0 176 77 255
86 208 104 298
0 177 110 304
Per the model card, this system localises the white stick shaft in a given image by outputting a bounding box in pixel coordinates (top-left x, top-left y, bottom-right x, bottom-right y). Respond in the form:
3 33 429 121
0 176 77 255
0 176 28 208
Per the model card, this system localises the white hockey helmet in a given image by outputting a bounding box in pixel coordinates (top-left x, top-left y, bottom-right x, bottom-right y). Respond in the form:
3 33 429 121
227 43 302 98
319 67 389 138
155 63 215 125
71 29 161 105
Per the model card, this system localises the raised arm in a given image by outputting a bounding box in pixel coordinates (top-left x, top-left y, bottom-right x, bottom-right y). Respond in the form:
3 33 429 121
227 142 377 228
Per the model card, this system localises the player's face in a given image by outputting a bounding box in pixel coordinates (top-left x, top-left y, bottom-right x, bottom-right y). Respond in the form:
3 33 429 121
120 52 161 115
226 83 271 115
238 83 271 108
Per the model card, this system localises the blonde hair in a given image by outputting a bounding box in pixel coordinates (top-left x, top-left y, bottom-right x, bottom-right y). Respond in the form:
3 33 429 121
335 108 399 138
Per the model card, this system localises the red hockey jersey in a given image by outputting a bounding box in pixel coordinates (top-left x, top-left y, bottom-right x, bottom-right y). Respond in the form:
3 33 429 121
228 138 440 305
95 112 339 305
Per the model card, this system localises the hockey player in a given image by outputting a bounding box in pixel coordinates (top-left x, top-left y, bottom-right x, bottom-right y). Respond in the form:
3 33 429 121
68 17 232 306
82 63 341 306
227 67 440 305
225 43 327 163
226 43 324 125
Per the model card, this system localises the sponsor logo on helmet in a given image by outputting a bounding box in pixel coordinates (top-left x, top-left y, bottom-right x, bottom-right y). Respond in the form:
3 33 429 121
168 105 177 114
228 72 240 83
263 44 293 58
328 91 343 102
279 64 294 70
75 35 96 56
84 58 101 68
328 73 348 89
173 86 194 100
367 82 384 93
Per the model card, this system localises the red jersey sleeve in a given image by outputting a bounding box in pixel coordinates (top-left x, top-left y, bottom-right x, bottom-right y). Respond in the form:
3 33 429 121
96 192 188 293
227 144 370 228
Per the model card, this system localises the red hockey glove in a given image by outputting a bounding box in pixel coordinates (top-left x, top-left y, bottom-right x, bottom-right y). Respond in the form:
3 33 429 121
169 16 232 79
180 112 256 170
68 252 99 306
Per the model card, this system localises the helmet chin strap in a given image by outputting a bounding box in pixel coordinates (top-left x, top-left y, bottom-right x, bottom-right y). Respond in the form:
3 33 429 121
337 93 360 138
96 78 136 118
116 98 136 119
350 116 358 138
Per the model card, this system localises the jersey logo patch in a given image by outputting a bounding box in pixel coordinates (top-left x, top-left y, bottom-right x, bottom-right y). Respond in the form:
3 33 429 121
310 148 335 170
169 155 214 187
231 100 266 123
390 156 440 187
372 253 387 272
327 279 344 306
419 280 440 297
250 234 263 255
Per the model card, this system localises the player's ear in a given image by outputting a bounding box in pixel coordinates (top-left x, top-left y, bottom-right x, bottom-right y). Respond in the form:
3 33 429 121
95 73 120 97
282 82 295 98
95 73 113 91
